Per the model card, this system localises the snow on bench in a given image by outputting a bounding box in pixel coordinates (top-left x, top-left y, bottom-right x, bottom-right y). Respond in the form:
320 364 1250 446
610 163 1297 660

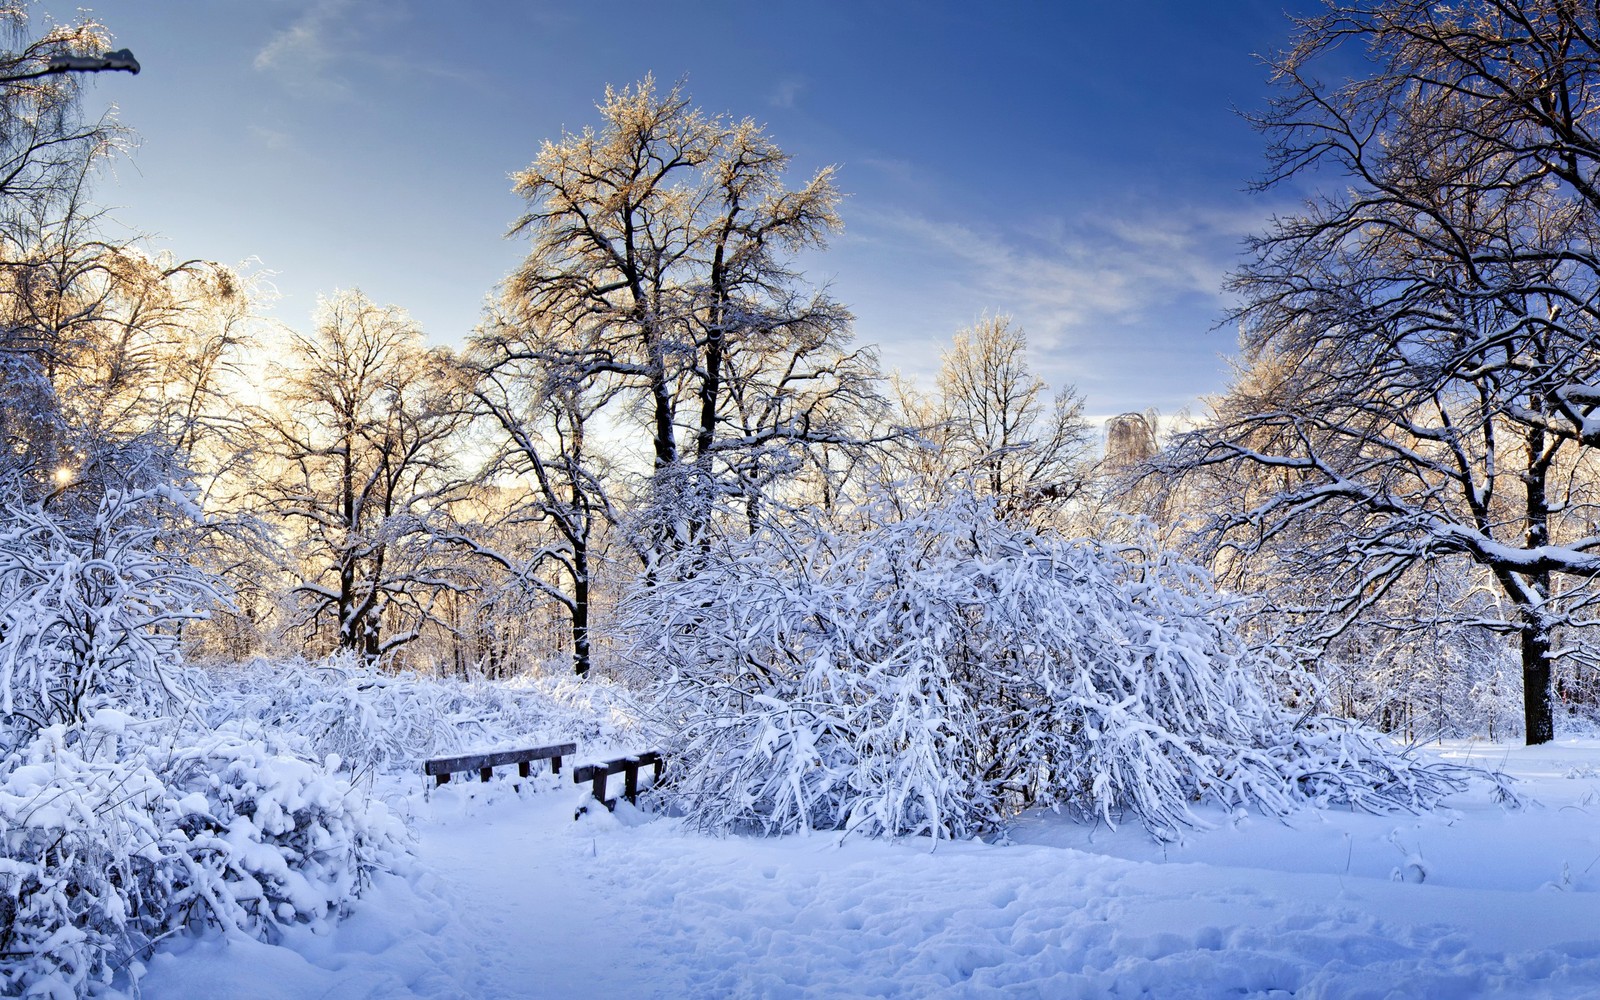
572 751 664 818
424 742 577 786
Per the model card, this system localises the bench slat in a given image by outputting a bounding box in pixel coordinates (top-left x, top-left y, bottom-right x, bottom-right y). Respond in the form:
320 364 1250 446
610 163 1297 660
571 751 662 783
424 742 577 776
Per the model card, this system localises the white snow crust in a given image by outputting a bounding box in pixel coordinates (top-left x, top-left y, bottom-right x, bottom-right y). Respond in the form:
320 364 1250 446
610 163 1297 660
130 739 1600 999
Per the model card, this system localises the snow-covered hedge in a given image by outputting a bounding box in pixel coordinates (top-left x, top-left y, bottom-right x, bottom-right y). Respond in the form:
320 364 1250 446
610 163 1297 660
0 711 408 998
634 495 1495 842
198 658 639 782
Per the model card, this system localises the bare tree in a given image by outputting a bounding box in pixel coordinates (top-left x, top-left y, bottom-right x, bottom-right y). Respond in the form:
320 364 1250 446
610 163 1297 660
1167 0 1600 744
889 317 1091 524
470 314 623 676
708 308 885 532
253 291 474 663
503 77 881 568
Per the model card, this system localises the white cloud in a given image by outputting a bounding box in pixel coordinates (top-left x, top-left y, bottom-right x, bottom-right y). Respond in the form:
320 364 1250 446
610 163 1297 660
768 77 806 110
852 204 1237 345
253 0 472 100
834 201 1287 415
248 124 293 150
254 0 355 97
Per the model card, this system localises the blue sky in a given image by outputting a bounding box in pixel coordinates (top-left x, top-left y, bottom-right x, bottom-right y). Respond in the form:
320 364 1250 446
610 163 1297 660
54 0 1320 421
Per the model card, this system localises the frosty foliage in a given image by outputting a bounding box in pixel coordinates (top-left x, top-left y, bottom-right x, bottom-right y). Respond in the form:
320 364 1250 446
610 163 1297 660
0 711 408 998
0 491 430 996
198 657 639 782
0 648 635 998
0 488 215 739
636 494 1496 842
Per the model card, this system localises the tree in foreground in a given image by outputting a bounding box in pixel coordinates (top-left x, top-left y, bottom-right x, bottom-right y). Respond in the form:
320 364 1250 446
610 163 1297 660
632 494 1496 842
1167 0 1600 744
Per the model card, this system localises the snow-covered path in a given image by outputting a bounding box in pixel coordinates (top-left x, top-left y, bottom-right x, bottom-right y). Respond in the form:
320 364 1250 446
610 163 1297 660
136 742 1600 999
411 791 693 999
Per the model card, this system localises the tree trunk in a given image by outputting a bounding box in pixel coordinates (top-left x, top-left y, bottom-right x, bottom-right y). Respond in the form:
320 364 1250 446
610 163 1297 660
1521 419 1555 746
1520 610 1555 745
690 316 724 550
572 538 591 677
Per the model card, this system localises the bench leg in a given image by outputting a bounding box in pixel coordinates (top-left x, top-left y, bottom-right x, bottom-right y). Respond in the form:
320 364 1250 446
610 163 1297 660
591 772 609 809
518 761 530 779
552 755 562 776
480 766 493 783
436 773 450 786
624 762 639 803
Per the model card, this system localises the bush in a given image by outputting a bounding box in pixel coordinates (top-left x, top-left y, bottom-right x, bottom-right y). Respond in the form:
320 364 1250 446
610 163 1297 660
0 487 215 739
0 488 423 996
0 711 408 998
635 494 1496 842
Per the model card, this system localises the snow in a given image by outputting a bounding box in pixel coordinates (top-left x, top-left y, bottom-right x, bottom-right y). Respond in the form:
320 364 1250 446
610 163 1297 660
130 740 1600 999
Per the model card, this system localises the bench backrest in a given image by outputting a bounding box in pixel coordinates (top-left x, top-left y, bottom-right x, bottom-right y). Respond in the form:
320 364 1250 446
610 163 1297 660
424 742 577 777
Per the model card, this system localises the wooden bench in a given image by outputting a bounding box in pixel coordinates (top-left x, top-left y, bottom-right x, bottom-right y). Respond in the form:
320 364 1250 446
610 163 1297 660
573 751 664 816
424 742 576 786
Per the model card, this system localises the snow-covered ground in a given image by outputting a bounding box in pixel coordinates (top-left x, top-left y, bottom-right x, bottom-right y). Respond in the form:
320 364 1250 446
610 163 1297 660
134 740 1600 999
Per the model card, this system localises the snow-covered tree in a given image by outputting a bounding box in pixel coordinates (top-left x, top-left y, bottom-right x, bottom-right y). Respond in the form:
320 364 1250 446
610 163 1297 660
937 316 1092 512
468 322 621 676
0 4 253 544
253 291 476 663
501 76 882 568
885 317 1091 527
1166 0 1600 744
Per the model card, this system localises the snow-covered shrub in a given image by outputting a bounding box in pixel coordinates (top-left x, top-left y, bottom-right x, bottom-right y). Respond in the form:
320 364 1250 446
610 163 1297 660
0 488 415 996
0 487 215 740
0 711 407 998
198 656 637 781
0 717 169 997
1264 722 1509 811
635 494 1492 842
156 722 411 930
